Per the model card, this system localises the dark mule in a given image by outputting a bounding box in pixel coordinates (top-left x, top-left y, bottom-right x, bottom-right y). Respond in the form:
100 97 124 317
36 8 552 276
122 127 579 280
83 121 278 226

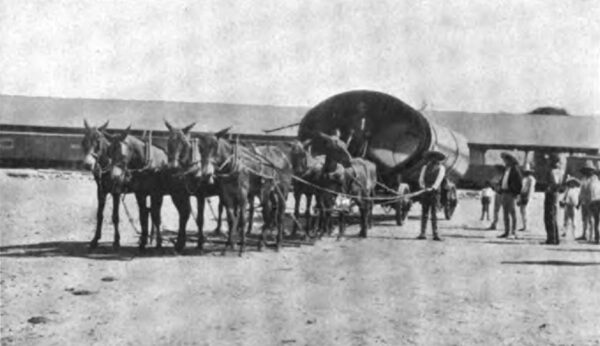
164 121 225 253
288 140 325 237
104 126 168 250
82 120 123 249
315 132 377 238
195 128 250 255
245 143 294 248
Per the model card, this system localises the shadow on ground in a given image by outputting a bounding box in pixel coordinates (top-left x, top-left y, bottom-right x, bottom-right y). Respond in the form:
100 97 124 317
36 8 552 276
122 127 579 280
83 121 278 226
502 260 600 266
0 231 316 261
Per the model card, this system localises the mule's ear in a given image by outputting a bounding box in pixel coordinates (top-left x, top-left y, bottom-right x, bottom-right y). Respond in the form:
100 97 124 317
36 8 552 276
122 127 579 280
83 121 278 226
84 119 90 130
215 126 232 138
183 122 196 134
301 139 312 148
117 125 131 141
164 120 173 132
98 120 109 131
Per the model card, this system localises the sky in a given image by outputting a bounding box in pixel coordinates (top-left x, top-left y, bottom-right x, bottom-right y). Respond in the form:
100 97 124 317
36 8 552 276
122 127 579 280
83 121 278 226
1 0 599 115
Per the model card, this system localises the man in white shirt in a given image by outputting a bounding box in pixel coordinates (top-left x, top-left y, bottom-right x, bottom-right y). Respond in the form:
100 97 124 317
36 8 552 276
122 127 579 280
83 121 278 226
518 164 536 232
417 150 447 241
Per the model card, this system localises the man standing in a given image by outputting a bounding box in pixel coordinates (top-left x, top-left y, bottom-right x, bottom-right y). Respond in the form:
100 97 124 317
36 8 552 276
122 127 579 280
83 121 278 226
543 154 564 245
578 160 599 242
417 150 447 241
488 164 505 230
497 153 523 239
518 164 536 232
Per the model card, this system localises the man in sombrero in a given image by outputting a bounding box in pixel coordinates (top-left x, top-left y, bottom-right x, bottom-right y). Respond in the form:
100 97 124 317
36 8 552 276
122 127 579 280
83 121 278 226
578 160 600 242
517 163 536 232
497 152 523 239
417 150 447 241
543 153 564 245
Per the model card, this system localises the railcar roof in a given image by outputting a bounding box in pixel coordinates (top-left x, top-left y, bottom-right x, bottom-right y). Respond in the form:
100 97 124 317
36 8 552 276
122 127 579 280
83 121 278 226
1 94 599 150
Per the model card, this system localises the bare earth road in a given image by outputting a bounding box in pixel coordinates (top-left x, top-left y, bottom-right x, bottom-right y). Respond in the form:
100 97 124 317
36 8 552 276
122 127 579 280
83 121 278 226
1 170 599 346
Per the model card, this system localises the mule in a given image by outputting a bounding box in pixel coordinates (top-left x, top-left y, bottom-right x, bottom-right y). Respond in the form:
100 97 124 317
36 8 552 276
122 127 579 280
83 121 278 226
164 121 225 253
195 128 293 255
314 132 377 238
288 140 325 237
82 120 124 249
104 126 168 250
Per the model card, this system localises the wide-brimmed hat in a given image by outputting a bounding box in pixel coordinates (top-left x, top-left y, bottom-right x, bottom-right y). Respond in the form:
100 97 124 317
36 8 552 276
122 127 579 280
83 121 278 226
424 150 446 161
580 160 598 174
522 163 534 173
565 176 581 186
500 152 518 165
547 153 561 163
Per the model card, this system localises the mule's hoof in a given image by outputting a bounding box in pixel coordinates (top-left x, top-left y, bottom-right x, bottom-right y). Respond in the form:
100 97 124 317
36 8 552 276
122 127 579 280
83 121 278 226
138 244 147 252
359 232 367 238
89 240 99 249
112 242 120 250
174 242 185 253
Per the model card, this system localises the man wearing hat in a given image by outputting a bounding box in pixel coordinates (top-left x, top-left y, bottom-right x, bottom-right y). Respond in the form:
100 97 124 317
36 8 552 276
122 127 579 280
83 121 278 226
417 150 447 241
488 164 505 230
497 152 523 239
578 160 600 242
561 176 581 238
517 163 536 232
543 153 565 245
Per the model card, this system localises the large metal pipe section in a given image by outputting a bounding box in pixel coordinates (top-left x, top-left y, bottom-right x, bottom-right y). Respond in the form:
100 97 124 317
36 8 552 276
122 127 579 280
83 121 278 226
298 90 470 184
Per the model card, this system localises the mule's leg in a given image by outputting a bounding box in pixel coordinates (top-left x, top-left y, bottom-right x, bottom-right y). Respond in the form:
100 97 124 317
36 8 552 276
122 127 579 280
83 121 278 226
214 199 224 234
223 204 237 254
135 193 150 250
150 194 164 249
292 192 301 236
238 202 247 256
196 196 206 251
90 187 107 249
246 195 255 235
359 202 368 238
111 193 121 249
258 193 270 251
171 193 190 252
338 210 346 240
276 196 285 251
304 194 312 236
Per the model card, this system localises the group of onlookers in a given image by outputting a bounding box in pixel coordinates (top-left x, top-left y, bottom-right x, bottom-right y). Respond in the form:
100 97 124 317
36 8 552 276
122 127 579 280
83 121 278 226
481 154 600 244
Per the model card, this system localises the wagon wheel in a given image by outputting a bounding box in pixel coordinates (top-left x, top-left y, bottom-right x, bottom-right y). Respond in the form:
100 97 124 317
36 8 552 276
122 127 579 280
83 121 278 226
394 184 411 226
444 186 458 220
304 215 320 239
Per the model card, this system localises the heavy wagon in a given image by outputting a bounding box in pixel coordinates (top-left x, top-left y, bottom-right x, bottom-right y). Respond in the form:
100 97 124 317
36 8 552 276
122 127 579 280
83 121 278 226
298 90 470 222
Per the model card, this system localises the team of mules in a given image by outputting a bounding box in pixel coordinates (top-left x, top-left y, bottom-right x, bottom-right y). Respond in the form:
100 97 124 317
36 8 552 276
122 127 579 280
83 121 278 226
81 120 379 255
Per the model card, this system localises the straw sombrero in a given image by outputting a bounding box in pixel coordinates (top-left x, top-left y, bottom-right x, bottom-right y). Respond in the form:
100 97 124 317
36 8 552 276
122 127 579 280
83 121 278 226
424 150 446 161
565 176 581 186
580 160 598 174
500 152 518 165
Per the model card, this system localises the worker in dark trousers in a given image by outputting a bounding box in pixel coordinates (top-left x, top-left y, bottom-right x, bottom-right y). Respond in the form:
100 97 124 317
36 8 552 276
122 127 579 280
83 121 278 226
417 150 447 241
544 154 564 245
497 152 523 239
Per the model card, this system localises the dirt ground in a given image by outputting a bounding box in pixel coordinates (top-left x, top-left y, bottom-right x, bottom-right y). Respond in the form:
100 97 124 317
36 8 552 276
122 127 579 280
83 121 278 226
1 169 599 346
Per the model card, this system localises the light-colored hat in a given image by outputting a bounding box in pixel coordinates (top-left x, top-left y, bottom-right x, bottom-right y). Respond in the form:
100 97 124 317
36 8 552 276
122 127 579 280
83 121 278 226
424 150 446 161
580 160 598 174
500 152 518 165
565 176 581 186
